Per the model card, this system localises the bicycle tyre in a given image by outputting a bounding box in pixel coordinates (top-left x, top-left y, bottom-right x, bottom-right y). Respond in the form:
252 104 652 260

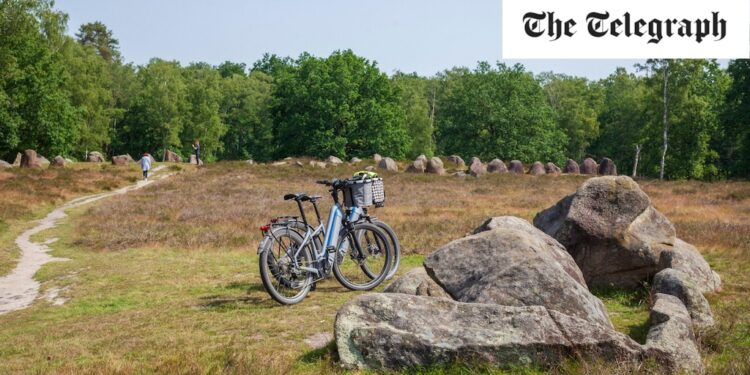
259 227 314 305
333 222 392 291
370 219 401 279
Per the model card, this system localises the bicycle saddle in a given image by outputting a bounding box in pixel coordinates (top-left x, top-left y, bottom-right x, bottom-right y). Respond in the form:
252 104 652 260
284 193 308 201
302 195 322 202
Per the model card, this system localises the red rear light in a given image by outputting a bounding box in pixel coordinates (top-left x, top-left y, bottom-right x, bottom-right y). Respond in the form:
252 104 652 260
260 225 271 232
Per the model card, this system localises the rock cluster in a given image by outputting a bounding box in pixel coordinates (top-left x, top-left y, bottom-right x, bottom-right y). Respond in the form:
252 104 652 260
487 159 507 173
378 157 398 172
335 177 719 373
163 150 182 163
112 154 134 166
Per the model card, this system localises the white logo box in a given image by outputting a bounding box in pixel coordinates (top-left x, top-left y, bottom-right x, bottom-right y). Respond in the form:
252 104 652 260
502 0 750 58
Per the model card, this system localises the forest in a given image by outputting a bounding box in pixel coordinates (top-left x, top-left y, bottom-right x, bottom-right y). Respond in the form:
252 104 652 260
1 0 749 180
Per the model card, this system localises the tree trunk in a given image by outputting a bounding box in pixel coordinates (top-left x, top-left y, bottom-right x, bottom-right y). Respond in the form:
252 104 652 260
632 144 641 178
659 62 669 181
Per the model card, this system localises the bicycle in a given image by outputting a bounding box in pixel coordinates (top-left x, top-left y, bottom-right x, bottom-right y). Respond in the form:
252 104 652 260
257 179 393 305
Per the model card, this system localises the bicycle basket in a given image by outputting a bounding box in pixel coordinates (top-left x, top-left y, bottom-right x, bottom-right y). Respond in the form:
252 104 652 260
343 177 385 208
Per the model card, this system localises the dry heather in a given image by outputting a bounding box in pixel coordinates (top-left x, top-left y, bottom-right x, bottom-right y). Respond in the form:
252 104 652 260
54 160 750 373
0 164 140 275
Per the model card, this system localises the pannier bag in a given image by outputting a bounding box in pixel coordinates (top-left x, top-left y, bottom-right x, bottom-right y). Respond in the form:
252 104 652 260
344 173 386 208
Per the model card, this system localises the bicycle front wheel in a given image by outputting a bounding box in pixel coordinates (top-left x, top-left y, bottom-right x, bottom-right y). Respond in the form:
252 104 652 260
333 222 392 291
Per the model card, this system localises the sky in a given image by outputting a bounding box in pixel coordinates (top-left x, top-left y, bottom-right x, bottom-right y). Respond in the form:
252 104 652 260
55 0 644 80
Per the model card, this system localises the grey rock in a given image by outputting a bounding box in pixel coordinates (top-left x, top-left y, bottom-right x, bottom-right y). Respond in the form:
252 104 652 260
581 158 598 174
426 157 446 175
373 154 383 163
383 267 451 299
245 159 255 165
21 150 42 168
416 154 428 163
534 176 678 289
112 154 134 166
545 162 562 175
189 154 204 165
487 159 508 173
13 153 22 167
653 268 715 331
659 239 721 293
350 157 363 164
163 150 182 163
564 159 580 174
335 293 641 370
0 160 11 168
87 151 105 163
447 155 465 167
51 156 67 167
451 171 467 177
468 157 486 177
326 156 343 165
644 293 704 374
425 218 612 327
309 160 327 169
528 162 546 176
598 158 617 175
405 159 426 173
508 160 525 174
378 157 398 172
38 155 50 167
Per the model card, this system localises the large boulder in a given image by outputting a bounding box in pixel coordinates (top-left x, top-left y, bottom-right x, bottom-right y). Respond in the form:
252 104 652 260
424 217 612 327
405 159 425 173
426 157 446 175
378 157 398 172
598 158 618 175
508 160 524 174
20 150 42 168
38 155 50 167
487 159 508 173
87 151 105 163
659 239 721 293
652 269 714 330
533 176 719 290
13 153 22 167
564 159 580 174
350 157 362 164
373 154 383 163
0 160 11 168
335 293 642 370
528 161 546 176
163 150 182 163
545 162 562 175
643 294 703 374
468 157 486 177
446 155 465 167
383 267 451 299
112 154 134 166
51 156 67 168
326 156 343 165
416 154 428 163
581 158 598 174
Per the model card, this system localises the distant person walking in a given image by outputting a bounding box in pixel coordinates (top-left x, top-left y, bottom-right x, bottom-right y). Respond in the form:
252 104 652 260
192 139 201 166
141 152 152 181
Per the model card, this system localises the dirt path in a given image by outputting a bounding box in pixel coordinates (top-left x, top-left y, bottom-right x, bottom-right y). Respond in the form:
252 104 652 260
0 166 174 315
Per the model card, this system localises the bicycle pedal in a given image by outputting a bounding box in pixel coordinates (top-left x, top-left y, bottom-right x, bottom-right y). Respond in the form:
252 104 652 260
310 282 317 291
326 246 336 253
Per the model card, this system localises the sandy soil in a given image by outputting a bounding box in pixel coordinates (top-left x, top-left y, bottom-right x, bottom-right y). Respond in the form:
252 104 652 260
0 166 172 315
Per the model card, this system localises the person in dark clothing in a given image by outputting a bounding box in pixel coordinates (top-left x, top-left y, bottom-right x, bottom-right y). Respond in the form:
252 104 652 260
192 139 201 165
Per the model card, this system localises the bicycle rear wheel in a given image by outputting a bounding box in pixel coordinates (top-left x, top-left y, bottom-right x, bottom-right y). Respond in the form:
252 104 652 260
333 223 391 291
259 227 314 305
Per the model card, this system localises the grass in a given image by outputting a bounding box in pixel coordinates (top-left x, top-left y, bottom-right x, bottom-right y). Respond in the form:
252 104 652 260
0 159 748 374
0 164 141 275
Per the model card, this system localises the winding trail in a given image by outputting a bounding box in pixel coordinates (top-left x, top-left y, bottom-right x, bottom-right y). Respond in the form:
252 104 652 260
0 166 174 315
